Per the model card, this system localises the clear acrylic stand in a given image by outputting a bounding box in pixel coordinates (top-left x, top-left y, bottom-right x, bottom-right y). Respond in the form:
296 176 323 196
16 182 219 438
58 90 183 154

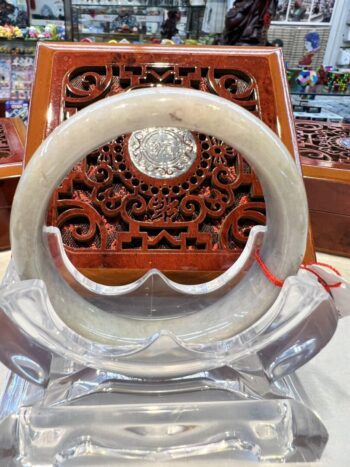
0 226 339 465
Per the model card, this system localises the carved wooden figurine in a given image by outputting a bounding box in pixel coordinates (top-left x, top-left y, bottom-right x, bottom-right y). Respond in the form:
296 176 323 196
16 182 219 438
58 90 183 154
223 0 278 46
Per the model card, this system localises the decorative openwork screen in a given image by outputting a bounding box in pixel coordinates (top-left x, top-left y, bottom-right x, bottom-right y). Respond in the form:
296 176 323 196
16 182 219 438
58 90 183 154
26 44 312 280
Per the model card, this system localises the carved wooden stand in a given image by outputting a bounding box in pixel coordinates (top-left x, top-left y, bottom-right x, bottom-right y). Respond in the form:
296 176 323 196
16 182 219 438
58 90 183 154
0 118 25 250
297 120 350 257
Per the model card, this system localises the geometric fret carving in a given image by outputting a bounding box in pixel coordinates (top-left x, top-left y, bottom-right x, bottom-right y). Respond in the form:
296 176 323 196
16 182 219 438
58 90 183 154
47 63 265 259
50 132 265 254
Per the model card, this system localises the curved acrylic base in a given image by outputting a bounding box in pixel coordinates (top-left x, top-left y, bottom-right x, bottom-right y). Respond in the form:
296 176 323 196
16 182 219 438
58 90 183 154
0 233 344 464
0 399 328 465
0 364 329 465
0 227 338 380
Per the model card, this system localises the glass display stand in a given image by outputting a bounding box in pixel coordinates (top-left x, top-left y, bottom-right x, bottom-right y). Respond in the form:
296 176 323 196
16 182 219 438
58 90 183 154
0 232 336 464
0 87 348 465
0 363 329 464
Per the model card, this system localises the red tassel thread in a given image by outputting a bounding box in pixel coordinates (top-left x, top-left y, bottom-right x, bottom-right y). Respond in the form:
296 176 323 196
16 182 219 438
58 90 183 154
254 249 342 294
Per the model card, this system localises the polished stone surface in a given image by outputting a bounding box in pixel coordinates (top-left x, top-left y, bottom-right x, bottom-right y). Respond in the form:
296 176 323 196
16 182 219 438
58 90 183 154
2 250 348 282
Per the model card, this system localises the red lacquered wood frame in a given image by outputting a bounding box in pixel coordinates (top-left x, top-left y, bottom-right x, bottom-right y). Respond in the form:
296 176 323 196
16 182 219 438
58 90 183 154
25 43 315 284
297 120 350 257
0 118 26 250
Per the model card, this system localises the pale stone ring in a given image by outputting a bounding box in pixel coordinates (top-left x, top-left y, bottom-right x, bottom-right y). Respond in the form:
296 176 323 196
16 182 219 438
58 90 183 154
10 87 308 347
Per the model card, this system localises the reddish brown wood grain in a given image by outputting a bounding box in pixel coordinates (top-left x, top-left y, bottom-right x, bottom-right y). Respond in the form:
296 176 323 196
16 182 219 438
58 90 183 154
298 120 350 257
309 210 350 257
0 118 25 250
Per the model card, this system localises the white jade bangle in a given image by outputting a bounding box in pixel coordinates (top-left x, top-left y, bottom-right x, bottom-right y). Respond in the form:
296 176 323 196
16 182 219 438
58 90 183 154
11 88 308 345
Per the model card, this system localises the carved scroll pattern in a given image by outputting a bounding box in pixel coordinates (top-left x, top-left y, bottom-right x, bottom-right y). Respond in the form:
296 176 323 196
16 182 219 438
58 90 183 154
50 64 265 255
0 123 11 160
296 120 350 167
63 65 259 117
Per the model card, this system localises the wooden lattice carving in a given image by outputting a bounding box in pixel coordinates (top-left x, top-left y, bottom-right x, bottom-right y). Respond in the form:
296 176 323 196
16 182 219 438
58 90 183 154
26 44 310 279
63 64 259 116
0 117 25 251
50 132 265 254
47 62 266 271
0 119 24 166
0 124 11 161
296 120 350 169
296 120 350 258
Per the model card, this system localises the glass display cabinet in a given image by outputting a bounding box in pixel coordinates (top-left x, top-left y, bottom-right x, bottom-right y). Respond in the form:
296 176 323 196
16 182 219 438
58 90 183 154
69 0 205 41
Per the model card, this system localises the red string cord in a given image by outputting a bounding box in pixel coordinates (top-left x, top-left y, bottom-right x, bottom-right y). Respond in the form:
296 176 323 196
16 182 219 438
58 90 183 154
254 249 343 294
254 249 284 287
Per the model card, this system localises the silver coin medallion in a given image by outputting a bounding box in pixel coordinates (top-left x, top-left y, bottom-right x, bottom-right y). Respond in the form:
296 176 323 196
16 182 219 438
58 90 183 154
128 127 197 179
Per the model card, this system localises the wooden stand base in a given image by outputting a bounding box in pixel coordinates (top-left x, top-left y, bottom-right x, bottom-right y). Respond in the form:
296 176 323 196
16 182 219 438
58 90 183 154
304 177 350 257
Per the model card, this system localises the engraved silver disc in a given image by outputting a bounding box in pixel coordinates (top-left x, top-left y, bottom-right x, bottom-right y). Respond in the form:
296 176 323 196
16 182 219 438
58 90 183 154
128 127 197 179
338 137 350 149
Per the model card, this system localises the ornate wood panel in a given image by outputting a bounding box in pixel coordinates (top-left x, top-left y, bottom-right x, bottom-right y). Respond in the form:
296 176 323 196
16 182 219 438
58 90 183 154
296 120 350 170
26 44 314 283
297 120 350 258
0 118 26 251
0 118 25 171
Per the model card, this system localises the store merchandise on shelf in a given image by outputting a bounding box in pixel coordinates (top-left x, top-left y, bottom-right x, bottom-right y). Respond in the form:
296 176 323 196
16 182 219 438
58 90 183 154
69 0 205 41
0 39 35 121
0 23 65 40
286 65 350 122
288 66 350 95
